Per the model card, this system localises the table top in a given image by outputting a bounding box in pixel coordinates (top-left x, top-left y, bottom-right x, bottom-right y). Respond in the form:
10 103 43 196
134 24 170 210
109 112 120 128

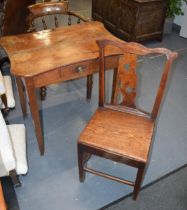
0 21 122 77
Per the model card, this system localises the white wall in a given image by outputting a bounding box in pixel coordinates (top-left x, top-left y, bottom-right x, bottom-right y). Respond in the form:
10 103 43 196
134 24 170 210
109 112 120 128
174 2 187 38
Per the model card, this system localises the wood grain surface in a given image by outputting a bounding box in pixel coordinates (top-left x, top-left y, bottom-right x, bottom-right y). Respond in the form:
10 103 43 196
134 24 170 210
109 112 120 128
0 21 122 77
79 107 154 162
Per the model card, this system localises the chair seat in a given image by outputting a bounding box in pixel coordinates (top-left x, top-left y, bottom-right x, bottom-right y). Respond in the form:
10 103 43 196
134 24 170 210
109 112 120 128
8 124 28 175
79 108 154 163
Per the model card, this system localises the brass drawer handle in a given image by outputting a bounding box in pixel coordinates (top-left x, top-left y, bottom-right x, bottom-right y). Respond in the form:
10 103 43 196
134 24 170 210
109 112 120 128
76 66 85 74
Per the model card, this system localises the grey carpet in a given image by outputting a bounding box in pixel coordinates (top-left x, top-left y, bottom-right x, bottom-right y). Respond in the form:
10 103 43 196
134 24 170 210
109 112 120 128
103 165 187 210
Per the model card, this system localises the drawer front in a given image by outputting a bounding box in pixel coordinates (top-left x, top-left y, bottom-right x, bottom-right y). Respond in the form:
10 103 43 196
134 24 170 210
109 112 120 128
60 60 98 81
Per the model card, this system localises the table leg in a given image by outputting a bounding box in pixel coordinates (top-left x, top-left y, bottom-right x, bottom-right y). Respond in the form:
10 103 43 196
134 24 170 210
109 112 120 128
40 86 47 101
86 74 93 100
16 77 27 117
111 67 118 104
25 77 44 155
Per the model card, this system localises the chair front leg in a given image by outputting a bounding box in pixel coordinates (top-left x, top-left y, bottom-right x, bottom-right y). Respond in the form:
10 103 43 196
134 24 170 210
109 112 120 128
78 144 92 182
133 165 146 200
78 144 86 182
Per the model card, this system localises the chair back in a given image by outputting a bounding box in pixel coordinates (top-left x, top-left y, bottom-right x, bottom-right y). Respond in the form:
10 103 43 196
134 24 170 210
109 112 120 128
27 1 87 32
96 39 177 120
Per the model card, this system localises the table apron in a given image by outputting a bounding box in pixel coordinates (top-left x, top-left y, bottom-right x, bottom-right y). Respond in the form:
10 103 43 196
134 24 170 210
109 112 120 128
32 56 119 88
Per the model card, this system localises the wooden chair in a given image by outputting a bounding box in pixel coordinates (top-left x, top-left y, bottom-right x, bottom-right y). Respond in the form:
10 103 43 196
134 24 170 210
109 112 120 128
77 39 177 200
26 1 93 101
0 110 28 187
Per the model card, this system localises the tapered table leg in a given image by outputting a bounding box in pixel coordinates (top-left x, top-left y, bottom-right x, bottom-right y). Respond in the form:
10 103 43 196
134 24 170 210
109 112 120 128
25 77 44 155
86 75 93 100
16 77 27 117
111 67 118 104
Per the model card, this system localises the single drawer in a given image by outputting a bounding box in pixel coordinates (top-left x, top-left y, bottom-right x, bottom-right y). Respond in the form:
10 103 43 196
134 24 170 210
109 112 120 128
60 60 98 81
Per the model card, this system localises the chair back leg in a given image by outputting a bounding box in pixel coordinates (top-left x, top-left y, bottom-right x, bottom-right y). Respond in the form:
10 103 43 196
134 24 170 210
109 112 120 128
78 144 92 182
